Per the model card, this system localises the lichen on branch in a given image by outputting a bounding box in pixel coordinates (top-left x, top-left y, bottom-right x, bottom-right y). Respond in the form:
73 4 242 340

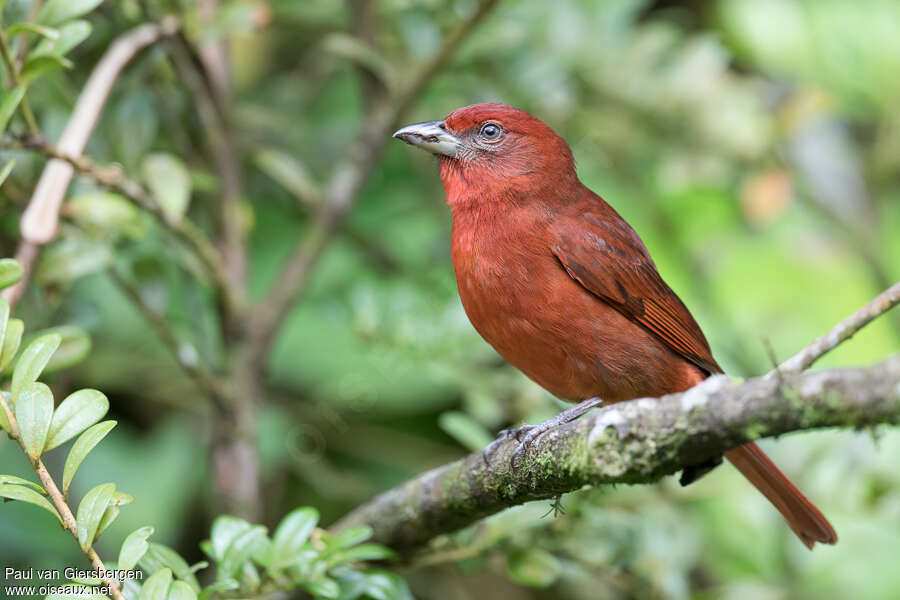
333 355 900 554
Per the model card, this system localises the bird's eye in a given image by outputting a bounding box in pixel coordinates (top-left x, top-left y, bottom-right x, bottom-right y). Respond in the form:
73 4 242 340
479 122 503 142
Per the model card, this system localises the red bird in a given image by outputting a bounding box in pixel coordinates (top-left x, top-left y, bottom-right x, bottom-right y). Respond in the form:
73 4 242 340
393 102 837 549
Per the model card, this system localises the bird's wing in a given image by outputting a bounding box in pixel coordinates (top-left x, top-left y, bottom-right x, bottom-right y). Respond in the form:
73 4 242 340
550 209 722 375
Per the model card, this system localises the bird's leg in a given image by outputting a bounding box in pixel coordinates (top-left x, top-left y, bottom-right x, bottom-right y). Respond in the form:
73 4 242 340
493 397 604 465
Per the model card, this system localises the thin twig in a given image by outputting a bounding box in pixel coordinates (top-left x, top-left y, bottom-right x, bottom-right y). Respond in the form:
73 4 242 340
108 269 226 405
1 17 180 310
2 137 238 316
0 395 126 600
774 280 900 375
248 0 499 361
0 29 39 134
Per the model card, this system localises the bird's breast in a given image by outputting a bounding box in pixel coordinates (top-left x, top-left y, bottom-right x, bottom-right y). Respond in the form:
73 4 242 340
449 209 697 403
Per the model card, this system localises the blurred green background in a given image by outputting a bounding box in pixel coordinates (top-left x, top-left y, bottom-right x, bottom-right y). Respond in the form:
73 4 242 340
2 0 899 598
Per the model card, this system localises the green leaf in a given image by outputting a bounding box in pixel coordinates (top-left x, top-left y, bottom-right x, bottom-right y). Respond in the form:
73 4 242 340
303 578 339 599
219 526 268 579
112 490 134 505
0 391 11 433
207 516 254 561
96 505 119 540
327 525 371 550
196 580 239 600
119 526 155 571
167 581 198 600
15 382 54 460
505 548 561 588
438 411 494 452
0 298 8 352
0 318 24 372
328 543 394 565
139 568 172 600
0 160 15 188
36 236 113 285
6 22 59 40
38 0 103 25
140 543 200 592
0 474 47 494
63 420 116 495
33 20 91 57
45 388 108 450
11 333 61 400
0 86 26 133
20 54 73 84
141 153 192 223
36 325 92 374
254 149 321 206
271 507 318 559
0 258 24 290
67 191 144 237
76 482 115 550
0 482 61 522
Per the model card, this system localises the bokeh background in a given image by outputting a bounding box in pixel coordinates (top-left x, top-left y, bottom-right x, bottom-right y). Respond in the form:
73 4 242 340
2 0 900 598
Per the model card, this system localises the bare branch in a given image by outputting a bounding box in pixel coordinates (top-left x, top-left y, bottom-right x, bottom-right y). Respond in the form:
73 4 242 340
332 355 900 555
1 17 180 310
775 280 900 374
2 138 238 316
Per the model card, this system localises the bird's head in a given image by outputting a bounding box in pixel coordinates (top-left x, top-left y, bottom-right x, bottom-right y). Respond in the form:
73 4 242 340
393 103 576 205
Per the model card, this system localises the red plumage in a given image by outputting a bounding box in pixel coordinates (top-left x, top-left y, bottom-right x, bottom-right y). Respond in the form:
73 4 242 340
395 102 837 548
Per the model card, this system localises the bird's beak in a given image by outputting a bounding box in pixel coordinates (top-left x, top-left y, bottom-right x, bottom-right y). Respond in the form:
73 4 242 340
392 120 460 157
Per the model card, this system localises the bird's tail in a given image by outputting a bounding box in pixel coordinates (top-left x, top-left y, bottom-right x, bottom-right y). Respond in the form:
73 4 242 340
725 442 837 549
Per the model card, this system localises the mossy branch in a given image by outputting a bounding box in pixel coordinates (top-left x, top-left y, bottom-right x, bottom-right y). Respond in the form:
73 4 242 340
332 355 900 555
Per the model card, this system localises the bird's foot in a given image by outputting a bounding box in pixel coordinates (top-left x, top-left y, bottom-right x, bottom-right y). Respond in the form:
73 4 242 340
489 397 604 467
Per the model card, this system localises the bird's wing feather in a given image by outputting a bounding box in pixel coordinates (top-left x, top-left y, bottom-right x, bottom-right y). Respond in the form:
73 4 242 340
550 209 722 375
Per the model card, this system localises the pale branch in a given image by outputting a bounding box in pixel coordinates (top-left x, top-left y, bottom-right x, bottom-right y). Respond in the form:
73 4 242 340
332 355 900 555
774 280 900 374
2 137 237 316
0 394 126 600
1 17 180 310
248 0 500 361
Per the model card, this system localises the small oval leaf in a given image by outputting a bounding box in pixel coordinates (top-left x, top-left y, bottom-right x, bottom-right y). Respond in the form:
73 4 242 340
140 543 200 591
0 474 47 494
142 154 192 223
45 388 108 450
0 160 15 188
0 86 26 133
38 0 103 25
96 505 119 540
119 526 155 572
11 333 61 400
168 581 198 600
0 482 61 522
15 382 54 460
0 391 11 433
0 318 24 373
63 420 116 495
138 568 172 600
271 507 318 557
37 325 92 374
0 258 24 290
76 482 115 550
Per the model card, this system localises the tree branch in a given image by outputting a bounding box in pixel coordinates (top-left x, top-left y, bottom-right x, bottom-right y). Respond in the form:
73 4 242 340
247 0 499 362
332 355 900 555
1 17 180 309
774 280 900 374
